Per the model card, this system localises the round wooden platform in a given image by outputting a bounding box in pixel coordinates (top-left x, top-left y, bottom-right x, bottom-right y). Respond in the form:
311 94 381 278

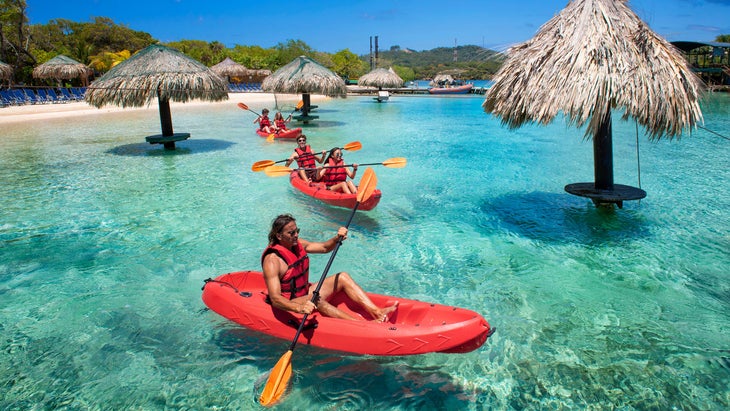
564 183 646 208
145 133 190 150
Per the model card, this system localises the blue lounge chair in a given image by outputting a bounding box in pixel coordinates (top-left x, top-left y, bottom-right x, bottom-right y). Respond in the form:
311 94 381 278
12 89 30 104
71 87 86 100
23 88 43 104
60 88 75 101
0 90 17 106
49 88 69 102
36 88 53 103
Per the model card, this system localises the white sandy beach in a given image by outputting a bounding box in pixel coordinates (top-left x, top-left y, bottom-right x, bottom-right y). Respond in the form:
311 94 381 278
0 92 329 125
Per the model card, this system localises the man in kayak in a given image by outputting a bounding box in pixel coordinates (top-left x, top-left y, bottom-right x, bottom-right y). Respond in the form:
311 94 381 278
262 214 398 321
285 135 326 184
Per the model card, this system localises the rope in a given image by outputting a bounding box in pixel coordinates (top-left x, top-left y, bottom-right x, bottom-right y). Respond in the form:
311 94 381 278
635 122 642 190
699 125 730 142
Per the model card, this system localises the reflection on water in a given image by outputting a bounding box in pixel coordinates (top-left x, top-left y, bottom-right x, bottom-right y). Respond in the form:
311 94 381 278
0 94 728 410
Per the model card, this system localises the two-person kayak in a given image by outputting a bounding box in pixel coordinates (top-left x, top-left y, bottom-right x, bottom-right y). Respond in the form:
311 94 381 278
256 127 303 140
202 271 493 356
289 171 382 211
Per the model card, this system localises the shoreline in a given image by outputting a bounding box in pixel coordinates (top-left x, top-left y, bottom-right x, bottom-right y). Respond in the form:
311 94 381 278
0 93 328 125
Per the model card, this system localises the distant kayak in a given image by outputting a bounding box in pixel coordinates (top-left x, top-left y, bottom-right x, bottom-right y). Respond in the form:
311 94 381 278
289 171 381 211
202 271 493 356
256 127 303 140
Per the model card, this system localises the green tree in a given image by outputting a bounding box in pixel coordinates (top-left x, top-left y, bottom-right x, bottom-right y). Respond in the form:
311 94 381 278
274 39 313 66
0 0 35 68
716 34 730 43
330 48 367 79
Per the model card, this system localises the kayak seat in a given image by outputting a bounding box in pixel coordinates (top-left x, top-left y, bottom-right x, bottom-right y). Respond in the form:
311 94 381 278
397 303 429 325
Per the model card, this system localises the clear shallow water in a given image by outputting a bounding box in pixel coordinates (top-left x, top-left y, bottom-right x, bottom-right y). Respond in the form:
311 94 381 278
1 93 728 410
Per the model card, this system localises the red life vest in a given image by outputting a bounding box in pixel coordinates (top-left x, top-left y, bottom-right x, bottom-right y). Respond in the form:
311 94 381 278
261 243 310 299
275 119 287 130
323 158 347 186
295 145 316 169
259 116 271 130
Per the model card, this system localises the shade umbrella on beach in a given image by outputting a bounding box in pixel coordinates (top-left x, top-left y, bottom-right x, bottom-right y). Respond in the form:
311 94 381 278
85 44 228 149
358 67 403 89
210 57 253 82
429 74 454 87
32 54 92 86
358 67 403 103
483 0 704 207
262 55 346 119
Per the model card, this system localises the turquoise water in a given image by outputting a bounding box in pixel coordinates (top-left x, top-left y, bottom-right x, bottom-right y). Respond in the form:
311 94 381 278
1 93 728 410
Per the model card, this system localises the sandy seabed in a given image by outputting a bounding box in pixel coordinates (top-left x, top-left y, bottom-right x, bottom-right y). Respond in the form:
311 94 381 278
0 92 328 125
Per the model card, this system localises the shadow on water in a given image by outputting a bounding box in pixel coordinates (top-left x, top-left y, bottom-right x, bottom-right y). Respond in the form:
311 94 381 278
106 139 235 157
210 325 491 409
479 191 651 245
298 121 347 129
289 193 382 233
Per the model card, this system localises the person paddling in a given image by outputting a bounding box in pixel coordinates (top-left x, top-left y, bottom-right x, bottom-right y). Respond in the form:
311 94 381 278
273 111 291 133
285 135 326 184
261 214 398 321
318 147 358 194
254 108 275 134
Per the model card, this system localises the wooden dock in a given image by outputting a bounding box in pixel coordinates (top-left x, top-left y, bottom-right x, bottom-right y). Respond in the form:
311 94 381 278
346 85 488 96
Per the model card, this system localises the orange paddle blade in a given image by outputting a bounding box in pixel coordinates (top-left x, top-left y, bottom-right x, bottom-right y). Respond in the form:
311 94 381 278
342 141 362 152
382 157 407 168
296 100 304 109
266 133 277 142
259 350 293 406
237 102 248 110
251 160 275 172
356 167 378 203
264 165 294 177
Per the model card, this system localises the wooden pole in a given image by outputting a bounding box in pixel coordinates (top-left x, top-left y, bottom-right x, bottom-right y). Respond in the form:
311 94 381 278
593 111 614 190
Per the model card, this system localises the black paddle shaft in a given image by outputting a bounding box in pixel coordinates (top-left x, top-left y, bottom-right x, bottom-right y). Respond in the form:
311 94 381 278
286 201 361 352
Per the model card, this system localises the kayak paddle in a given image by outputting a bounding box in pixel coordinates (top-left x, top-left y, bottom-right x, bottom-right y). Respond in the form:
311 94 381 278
262 157 406 177
251 141 362 172
258 168 378 407
237 102 261 116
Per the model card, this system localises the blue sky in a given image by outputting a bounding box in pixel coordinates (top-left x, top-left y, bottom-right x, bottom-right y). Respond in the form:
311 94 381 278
26 0 730 55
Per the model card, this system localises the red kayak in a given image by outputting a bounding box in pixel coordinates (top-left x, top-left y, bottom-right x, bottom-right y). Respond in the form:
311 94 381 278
256 127 303 140
289 171 381 211
202 271 493 356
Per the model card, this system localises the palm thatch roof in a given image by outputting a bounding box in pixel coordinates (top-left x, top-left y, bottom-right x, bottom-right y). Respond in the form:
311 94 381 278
85 44 228 145
32 55 92 82
262 55 346 97
0 60 11 80
86 44 228 108
210 57 252 79
483 0 704 140
430 74 454 86
358 67 403 88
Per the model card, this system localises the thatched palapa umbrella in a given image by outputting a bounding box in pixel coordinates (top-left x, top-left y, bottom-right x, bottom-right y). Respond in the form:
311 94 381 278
32 54 92 86
358 67 403 102
483 0 704 208
358 67 403 89
210 57 252 82
0 60 12 85
86 44 228 149
262 55 346 120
